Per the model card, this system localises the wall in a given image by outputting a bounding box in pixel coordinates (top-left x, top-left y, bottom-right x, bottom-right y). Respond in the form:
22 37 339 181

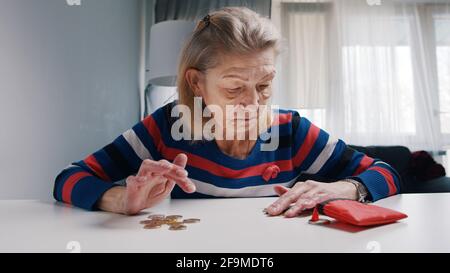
0 0 142 200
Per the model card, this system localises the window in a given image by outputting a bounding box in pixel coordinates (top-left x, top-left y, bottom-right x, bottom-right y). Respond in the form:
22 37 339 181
435 14 450 135
342 45 416 135
273 0 450 153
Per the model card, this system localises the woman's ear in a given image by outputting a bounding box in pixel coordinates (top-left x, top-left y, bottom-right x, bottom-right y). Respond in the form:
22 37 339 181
185 68 205 97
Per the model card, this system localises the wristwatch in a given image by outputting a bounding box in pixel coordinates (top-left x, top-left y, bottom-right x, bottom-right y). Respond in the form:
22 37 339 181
342 179 369 203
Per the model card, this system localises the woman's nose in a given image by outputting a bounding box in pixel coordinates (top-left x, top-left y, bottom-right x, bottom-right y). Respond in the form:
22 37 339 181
241 88 259 106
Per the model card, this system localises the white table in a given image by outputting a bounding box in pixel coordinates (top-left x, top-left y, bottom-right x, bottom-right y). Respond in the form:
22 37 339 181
1 193 449 253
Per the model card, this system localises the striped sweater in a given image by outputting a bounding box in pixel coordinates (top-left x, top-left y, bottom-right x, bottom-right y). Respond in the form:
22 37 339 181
53 101 402 211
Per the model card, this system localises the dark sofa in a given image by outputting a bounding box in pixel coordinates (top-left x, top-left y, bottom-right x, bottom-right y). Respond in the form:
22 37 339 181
297 145 450 194
349 145 450 194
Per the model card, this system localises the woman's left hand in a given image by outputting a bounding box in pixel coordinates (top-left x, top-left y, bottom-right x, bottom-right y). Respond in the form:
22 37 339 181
266 180 358 218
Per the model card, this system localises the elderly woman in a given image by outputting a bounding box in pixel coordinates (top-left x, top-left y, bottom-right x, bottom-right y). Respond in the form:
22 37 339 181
53 7 401 216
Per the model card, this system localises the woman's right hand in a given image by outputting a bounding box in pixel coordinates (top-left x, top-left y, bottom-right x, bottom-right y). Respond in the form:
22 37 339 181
98 153 196 215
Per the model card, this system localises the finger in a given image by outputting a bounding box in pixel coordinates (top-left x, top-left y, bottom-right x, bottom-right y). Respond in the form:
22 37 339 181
285 192 333 218
126 175 138 188
267 183 313 215
284 198 315 218
165 153 195 194
133 175 151 187
162 166 188 179
158 159 192 178
158 159 189 174
167 154 190 178
169 174 196 193
311 192 336 205
273 185 289 196
163 172 190 183
172 153 188 168
137 159 188 181
149 178 168 196
299 187 321 200
168 154 196 193
135 174 165 194
157 180 176 198
137 159 172 177
137 157 193 193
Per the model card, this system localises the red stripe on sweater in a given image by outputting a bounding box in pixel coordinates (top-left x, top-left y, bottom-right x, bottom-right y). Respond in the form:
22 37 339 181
143 115 164 152
272 113 292 126
84 155 110 181
292 123 321 167
368 166 397 196
143 115 298 178
62 172 91 204
163 145 294 178
352 155 375 176
143 115 324 179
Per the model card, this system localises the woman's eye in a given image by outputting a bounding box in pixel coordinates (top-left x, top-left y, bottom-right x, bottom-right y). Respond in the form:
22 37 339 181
227 87 242 92
258 84 270 90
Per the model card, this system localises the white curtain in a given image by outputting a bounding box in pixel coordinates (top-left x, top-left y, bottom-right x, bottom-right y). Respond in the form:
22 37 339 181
271 0 450 153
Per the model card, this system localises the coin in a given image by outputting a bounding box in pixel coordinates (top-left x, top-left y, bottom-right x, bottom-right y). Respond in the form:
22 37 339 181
140 220 156 225
169 224 187 231
143 223 162 229
148 214 165 220
166 215 182 220
167 220 183 226
154 220 167 225
164 218 181 224
183 218 200 224
167 221 184 226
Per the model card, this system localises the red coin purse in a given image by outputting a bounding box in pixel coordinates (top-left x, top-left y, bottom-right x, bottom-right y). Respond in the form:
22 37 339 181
317 199 408 226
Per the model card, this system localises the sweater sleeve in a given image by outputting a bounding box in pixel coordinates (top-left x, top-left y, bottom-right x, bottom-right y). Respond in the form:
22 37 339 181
53 109 165 211
291 113 401 201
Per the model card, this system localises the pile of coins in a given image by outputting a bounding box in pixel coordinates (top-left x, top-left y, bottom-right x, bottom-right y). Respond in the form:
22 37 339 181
140 214 200 231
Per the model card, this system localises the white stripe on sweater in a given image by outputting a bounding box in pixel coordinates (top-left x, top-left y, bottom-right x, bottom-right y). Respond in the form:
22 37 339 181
190 175 300 197
123 129 153 160
304 137 339 174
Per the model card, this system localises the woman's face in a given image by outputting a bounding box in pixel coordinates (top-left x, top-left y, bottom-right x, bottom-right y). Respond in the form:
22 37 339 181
187 48 276 139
